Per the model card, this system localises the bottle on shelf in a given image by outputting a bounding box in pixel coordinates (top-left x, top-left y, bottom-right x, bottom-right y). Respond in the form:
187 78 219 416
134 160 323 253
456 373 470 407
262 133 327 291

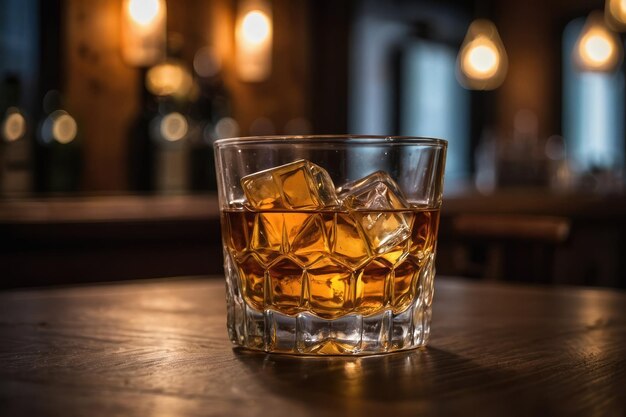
0 74 32 196
127 74 159 193
128 38 237 194
128 33 193 194
188 46 235 192
35 90 82 193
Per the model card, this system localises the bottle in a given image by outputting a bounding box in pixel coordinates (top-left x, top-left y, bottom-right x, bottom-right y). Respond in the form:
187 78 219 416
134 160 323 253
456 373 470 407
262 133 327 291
0 74 32 196
128 74 159 192
128 34 194 194
188 47 234 192
36 90 82 193
152 96 190 194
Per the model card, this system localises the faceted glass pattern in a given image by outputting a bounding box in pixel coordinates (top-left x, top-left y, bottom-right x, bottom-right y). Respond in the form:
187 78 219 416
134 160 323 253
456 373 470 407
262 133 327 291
224 208 439 321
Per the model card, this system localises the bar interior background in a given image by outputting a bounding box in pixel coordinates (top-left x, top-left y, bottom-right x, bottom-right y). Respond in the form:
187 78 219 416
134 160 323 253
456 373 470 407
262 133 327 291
0 0 625 288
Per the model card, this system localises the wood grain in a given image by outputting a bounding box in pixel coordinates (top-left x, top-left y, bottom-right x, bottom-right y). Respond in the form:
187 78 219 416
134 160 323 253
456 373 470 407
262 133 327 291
0 277 624 416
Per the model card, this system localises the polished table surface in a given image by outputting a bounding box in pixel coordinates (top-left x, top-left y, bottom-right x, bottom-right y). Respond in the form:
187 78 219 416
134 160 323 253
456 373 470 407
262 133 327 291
0 277 624 417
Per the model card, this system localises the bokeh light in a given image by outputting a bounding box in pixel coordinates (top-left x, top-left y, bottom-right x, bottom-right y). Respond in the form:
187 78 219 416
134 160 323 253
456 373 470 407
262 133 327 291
457 19 508 90
146 62 193 97
52 111 78 144
464 43 499 79
574 12 622 72
193 47 221 78
579 31 615 67
160 112 188 142
2 109 26 142
40 110 78 145
215 117 239 139
241 10 271 45
128 0 161 26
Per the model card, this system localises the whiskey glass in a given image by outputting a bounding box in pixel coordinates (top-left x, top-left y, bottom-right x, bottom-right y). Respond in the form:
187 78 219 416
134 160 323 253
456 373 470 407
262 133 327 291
214 135 447 355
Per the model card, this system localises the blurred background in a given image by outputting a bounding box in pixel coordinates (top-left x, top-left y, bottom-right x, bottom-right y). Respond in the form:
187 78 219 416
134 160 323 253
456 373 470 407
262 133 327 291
1 0 625 288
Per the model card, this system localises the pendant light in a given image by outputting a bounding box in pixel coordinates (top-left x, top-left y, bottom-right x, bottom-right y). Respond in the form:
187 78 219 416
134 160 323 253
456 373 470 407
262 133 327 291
574 11 622 72
457 19 508 90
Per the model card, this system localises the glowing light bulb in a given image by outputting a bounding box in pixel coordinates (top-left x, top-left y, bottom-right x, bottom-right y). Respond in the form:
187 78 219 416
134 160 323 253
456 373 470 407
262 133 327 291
582 33 613 64
574 12 622 72
242 11 270 45
465 42 499 78
128 0 160 26
121 0 166 67
457 19 508 90
236 1 272 82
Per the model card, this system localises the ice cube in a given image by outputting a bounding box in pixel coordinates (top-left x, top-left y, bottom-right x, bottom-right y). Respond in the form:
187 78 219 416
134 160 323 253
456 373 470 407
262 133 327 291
339 171 411 253
339 171 410 208
241 160 338 210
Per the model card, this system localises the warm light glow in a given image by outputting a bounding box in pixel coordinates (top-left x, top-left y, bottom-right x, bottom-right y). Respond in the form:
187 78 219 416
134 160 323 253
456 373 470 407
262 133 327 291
52 111 78 144
241 11 270 45
464 41 499 79
457 19 508 90
574 12 622 72
236 1 272 82
121 0 166 67
2 109 26 142
581 33 614 64
146 61 193 97
160 112 188 142
606 0 626 27
128 0 160 26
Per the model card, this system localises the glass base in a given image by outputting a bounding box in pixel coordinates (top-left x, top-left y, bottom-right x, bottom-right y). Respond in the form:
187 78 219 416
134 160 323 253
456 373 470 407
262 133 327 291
228 300 432 355
224 252 435 355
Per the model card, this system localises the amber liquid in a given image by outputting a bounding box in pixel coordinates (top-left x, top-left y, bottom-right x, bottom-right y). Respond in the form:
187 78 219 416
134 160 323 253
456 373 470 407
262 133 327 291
222 208 439 319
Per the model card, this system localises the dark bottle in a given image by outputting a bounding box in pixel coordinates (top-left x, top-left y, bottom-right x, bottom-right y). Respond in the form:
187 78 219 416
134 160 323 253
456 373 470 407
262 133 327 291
128 71 159 192
188 54 234 192
129 35 193 194
36 90 82 193
128 73 192 194
0 74 32 196
153 96 190 194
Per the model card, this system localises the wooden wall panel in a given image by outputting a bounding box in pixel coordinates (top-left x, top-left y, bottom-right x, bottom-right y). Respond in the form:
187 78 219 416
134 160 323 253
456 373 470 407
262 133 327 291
64 0 139 191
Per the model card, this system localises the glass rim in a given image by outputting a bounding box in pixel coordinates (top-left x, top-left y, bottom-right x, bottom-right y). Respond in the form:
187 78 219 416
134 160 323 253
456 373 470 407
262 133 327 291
214 134 448 148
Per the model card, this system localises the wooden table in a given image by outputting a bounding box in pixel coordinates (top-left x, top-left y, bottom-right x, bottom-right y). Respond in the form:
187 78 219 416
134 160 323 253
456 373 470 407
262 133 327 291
0 277 624 416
